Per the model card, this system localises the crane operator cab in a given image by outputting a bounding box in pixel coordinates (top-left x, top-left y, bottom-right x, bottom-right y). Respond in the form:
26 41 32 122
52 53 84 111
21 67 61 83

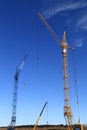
74 124 83 130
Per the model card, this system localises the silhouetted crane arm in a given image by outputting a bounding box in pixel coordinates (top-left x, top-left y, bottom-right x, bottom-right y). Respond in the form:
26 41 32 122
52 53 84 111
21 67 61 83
38 13 74 50
15 54 27 81
33 102 48 130
38 13 61 46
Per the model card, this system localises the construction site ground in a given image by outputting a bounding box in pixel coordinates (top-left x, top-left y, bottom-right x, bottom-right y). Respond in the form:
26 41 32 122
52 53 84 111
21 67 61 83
0 125 87 130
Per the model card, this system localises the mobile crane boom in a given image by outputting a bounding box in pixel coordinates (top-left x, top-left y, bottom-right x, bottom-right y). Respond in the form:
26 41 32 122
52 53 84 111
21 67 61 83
8 55 27 130
33 102 48 130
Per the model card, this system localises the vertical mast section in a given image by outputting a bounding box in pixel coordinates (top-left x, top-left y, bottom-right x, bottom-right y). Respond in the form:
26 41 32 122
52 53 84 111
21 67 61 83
61 32 72 128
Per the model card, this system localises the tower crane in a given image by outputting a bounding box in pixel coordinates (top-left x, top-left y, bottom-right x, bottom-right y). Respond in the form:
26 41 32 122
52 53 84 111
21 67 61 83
33 101 48 130
38 13 83 130
8 55 27 130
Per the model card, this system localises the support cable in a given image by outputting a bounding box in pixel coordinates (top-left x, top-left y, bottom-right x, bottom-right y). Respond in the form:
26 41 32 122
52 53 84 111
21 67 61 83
72 50 80 124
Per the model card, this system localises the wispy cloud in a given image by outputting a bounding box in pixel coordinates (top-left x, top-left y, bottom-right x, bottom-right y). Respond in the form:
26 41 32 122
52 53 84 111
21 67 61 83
75 38 84 47
42 0 87 48
43 1 87 19
76 14 87 30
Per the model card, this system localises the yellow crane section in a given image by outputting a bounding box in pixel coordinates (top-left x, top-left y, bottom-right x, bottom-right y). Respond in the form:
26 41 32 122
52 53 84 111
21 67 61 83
38 12 83 130
38 12 73 129
33 102 48 130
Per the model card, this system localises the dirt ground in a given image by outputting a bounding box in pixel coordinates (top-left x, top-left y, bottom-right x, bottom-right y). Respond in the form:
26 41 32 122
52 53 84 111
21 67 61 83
0 124 87 130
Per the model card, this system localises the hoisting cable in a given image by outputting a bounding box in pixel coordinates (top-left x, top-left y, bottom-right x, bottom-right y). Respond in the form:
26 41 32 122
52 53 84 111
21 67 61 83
72 50 80 124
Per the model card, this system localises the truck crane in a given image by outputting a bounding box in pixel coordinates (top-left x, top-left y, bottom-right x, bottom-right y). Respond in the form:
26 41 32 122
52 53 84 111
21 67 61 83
33 101 48 130
38 13 83 130
8 55 27 130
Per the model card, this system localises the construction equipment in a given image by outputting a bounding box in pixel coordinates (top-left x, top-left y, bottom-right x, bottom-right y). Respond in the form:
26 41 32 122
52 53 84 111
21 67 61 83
38 13 83 130
33 101 48 130
8 55 27 130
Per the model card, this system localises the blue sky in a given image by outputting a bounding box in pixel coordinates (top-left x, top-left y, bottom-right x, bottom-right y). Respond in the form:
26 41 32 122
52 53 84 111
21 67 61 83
0 0 87 127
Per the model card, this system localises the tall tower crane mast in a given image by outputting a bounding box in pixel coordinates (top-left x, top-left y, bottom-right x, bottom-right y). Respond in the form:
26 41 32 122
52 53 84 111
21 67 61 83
38 13 73 130
61 32 72 127
8 55 27 130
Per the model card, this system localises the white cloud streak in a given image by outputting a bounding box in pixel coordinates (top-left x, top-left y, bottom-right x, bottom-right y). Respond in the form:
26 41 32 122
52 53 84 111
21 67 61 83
75 38 84 47
76 15 87 30
42 0 87 48
43 1 87 19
